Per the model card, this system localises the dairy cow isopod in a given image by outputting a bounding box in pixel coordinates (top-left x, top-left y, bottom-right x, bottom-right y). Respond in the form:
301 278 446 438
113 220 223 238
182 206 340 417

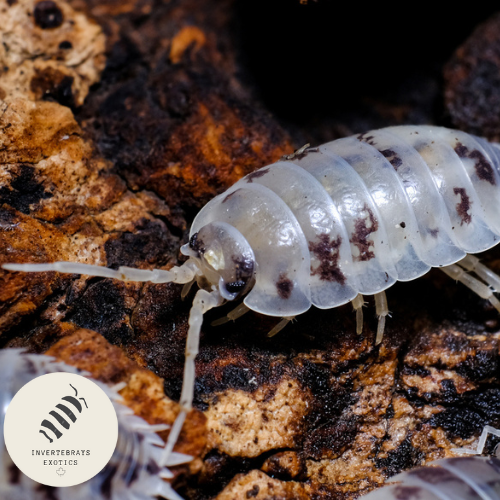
5 124 500 458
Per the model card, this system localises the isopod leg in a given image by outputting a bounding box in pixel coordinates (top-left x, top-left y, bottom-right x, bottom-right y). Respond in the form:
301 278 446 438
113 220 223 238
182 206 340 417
458 254 500 292
211 302 250 326
441 264 500 313
2 260 200 284
267 316 295 338
451 425 500 456
161 288 222 466
374 291 389 345
351 294 365 335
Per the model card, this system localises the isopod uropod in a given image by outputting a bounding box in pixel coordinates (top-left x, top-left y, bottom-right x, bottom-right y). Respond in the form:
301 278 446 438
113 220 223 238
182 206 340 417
0 349 190 500
5 124 500 455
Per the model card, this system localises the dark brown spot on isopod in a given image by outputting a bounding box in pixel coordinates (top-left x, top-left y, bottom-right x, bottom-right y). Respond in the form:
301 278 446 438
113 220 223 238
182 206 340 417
309 234 346 284
392 485 425 500
245 168 270 183
453 187 472 225
357 133 375 144
455 142 496 185
379 148 403 169
222 188 241 203
34 1 64 29
351 204 379 261
400 221 406 228
276 273 293 299
358 135 403 169
233 256 254 282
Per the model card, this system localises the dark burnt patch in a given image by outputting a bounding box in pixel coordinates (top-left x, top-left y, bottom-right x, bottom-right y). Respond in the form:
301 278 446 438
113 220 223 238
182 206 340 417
189 232 205 256
105 218 176 269
304 415 358 459
34 1 64 29
350 204 379 261
276 273 293 299
309 234 346 284
58 40 72 50
375 435 424 477
428 405 485 439
195 450 260 497
261 452 307 481
30 68 75 108
66 280 134 346
245 168 270 183
454 142 496 185
453 187 472 225
0 165 52 214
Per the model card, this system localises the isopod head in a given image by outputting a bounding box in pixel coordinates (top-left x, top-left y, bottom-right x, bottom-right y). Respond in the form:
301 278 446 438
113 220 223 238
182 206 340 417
182 221 256 301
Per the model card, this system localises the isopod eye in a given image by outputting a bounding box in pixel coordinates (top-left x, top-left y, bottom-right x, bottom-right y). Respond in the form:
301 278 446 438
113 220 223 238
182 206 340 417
189 233 205 256
225 280 246 294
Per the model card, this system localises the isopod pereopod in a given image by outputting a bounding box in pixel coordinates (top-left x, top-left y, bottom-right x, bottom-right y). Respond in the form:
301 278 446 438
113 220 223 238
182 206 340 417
0 349 190 500
5 124 500 455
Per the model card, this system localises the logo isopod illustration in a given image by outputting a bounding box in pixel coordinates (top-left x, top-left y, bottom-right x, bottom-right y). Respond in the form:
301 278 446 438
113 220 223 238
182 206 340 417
39 383 89 444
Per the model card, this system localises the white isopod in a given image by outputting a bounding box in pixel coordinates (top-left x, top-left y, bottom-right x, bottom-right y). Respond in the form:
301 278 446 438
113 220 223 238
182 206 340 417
5 124 500 457
360 426 500 499
0 349 190 500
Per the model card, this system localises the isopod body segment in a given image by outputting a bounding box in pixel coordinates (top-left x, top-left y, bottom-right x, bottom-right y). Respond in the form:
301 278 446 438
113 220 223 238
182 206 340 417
360 456 500 499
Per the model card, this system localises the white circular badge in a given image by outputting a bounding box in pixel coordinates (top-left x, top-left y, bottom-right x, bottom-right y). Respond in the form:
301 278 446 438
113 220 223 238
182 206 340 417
3 372 118 487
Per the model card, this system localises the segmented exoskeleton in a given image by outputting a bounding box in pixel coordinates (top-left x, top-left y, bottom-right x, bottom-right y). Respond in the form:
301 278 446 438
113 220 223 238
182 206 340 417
0 349 190 500
361 426 500 499
5 125 500 461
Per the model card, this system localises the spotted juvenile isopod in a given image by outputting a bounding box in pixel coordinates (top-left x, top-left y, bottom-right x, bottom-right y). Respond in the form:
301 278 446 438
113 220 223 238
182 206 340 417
39 383 88 444
0 349 190 500
5 124 500 447
361 426 500 499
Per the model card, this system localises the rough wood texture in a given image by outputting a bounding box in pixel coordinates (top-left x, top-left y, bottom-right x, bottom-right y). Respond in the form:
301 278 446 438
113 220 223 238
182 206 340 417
2 1 500 499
